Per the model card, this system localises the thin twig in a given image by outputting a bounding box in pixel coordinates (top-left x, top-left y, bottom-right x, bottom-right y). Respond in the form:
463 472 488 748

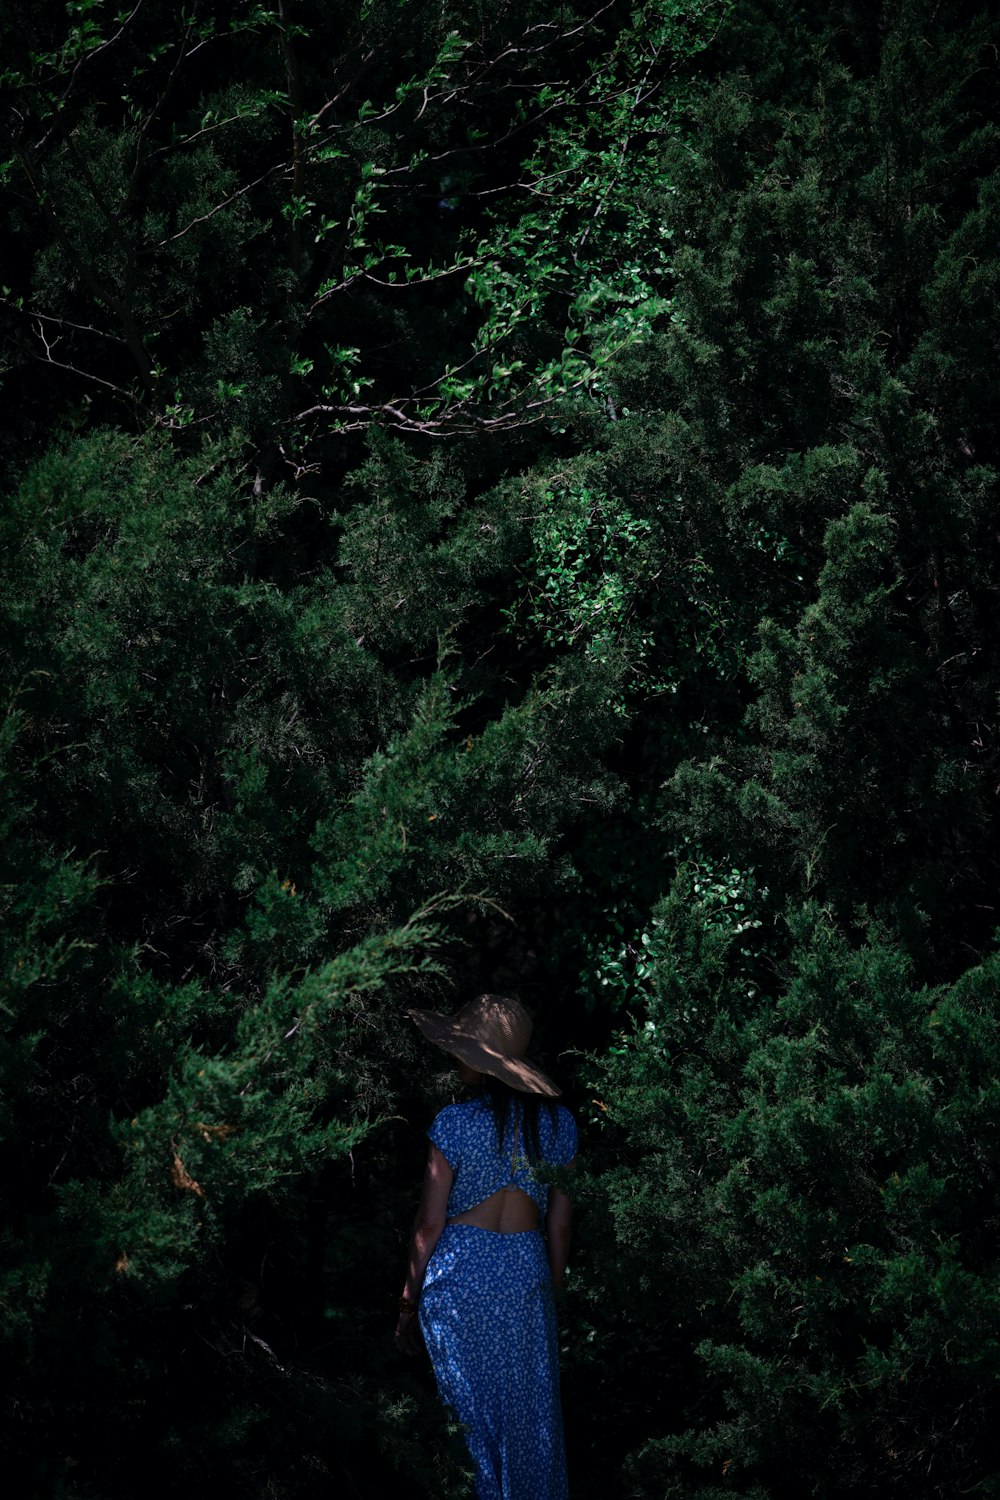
156 161 287 247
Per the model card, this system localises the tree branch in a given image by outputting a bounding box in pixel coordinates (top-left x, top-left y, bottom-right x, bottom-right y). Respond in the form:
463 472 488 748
155 161 287 247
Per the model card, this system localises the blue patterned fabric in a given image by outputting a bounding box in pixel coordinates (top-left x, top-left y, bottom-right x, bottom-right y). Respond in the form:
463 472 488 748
428 1097 578 1217
419 1095 576 1499
420 1225 567 1499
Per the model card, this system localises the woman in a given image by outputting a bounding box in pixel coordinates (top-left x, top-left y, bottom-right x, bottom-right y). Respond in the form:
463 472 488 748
396 993 577 1500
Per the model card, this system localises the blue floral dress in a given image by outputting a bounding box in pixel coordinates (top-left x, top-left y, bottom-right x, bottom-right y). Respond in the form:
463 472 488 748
419 1095 578 1500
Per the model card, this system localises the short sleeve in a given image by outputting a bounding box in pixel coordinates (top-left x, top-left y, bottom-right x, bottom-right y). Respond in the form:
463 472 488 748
553 1106 578 1166
428 1105 461 1170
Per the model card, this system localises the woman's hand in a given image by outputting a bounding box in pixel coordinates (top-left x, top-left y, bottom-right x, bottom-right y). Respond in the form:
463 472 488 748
395 1307 422 1355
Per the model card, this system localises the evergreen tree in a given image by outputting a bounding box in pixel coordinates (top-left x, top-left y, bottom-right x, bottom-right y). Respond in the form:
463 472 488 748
2 0 999 1494
0 420 624 1493
573 2 1000 1494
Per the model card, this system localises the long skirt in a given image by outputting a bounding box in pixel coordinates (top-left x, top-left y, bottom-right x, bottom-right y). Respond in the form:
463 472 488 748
419 1224 568 1500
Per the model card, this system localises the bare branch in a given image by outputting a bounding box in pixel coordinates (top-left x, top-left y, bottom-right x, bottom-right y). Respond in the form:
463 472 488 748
12 141 158 396
149 112 258 160
309 256 479 313
155 161 287 248
310 47 379 130
35 0 148 152
31 320 134 402
288 319 644 440
4 303 123 345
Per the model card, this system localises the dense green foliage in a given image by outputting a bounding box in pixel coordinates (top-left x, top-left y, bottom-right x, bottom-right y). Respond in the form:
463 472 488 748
572 4 1000 1493
2 0 999 1496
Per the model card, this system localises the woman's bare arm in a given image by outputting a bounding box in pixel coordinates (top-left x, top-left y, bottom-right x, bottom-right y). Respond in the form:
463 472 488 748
396 1143 453 1352
545 1160 575 1290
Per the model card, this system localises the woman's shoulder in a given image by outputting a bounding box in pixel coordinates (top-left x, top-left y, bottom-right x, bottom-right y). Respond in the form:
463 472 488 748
430 1096 489 1133
428 1095 494 1164
434 1095 489 1118
541 1100 578 1160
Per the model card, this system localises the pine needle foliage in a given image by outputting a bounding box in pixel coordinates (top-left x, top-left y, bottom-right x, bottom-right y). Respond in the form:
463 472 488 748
0 424 626 1493
1 0 999 1494
571 1 1000 1495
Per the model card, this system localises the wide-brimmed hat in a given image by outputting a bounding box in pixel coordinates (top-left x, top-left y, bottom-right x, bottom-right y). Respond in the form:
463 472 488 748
407 993 560 1097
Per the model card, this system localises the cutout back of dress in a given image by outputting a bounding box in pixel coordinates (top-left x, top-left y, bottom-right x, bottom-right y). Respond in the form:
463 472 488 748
429 1095 578 1222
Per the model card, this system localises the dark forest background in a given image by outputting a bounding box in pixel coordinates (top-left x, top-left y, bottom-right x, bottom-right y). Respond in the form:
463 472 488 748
2 0 999 1495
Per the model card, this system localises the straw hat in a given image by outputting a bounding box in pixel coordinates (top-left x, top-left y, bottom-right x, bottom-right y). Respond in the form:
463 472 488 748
407 993 561 1097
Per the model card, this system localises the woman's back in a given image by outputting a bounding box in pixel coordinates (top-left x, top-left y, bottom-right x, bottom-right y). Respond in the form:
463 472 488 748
451 1185 539 1231
429 1095 577 1231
